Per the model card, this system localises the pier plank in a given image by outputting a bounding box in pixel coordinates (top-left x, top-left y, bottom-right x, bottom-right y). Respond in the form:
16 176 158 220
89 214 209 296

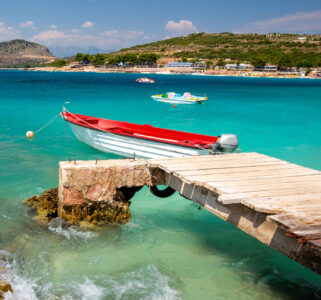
218 186 321 204
241 193 321 213
203 174 321 188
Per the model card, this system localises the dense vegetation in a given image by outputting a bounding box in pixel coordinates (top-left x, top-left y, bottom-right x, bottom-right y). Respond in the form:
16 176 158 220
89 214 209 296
73 52 158 66
114 33 321 68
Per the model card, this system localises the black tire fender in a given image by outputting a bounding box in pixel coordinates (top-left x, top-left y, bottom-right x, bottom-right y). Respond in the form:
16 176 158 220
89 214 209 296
150 185 176 198
118 187 137 201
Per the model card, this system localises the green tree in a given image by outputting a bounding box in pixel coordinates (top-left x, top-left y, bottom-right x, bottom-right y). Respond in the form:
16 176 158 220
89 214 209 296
250 57 266 68
216 59 225 67
93 53 105 66
137 52 158 64
75 53 83 63
50 59 67 67
206 61 213 69
82 54 92 62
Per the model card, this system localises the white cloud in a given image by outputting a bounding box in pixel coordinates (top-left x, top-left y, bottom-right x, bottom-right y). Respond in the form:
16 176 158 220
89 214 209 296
31 30 72 44
237 10 321 33
31 28 150 50
50 25 57 29
101 30 144 40
165 20 198 35
0 22 20 40
19 21 36 29
81 21 94 28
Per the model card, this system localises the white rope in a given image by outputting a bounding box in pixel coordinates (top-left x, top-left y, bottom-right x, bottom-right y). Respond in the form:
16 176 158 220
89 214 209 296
34 112 61 135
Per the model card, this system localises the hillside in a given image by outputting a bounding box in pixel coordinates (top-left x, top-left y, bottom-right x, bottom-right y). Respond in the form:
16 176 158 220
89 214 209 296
0 39 55 67
107 32 321 68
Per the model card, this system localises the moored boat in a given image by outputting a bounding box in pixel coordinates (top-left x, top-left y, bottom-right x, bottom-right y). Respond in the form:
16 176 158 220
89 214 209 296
151 92 207 104
136 77 155 83
62 109 238 159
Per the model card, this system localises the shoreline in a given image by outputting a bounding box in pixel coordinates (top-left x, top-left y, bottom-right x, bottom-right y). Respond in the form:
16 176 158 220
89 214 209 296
0 66 319 80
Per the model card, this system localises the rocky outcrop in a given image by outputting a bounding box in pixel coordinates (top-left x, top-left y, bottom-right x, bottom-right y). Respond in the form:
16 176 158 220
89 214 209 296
0 39 55 67
24 159 151 225
58 159 151 224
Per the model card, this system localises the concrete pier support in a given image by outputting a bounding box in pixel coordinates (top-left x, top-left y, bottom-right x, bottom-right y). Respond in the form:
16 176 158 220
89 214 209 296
58 159 151 224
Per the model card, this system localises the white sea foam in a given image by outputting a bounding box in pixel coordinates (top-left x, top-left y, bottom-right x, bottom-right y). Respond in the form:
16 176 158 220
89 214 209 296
47 218 98 240
103 264 180 300
60 264 180 300
0 250 38 300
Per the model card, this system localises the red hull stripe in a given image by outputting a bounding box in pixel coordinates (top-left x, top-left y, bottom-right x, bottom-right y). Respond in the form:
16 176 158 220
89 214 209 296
62 111 218 149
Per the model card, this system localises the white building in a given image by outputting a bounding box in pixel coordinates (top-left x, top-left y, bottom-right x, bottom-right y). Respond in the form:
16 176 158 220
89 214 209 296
224 63 238 70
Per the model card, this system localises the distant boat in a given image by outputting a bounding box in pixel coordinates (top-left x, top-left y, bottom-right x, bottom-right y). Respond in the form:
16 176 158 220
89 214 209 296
62 109 238 159
136 77 155 83
151 92 208 104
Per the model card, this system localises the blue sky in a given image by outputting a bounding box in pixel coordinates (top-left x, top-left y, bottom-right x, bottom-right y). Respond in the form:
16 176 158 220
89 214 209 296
1 0 321 53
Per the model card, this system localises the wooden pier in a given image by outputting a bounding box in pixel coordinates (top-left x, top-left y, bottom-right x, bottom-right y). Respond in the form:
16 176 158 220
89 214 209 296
59 152 321 275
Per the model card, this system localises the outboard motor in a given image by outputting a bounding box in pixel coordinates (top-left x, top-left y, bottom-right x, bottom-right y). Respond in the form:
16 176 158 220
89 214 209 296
214 134 238 153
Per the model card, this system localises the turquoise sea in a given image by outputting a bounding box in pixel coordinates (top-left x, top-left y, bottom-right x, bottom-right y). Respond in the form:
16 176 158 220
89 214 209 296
0 70 321 299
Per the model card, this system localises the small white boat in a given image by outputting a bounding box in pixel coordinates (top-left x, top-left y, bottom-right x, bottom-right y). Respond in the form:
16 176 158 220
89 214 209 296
62 109 238 159
136 77 155 83
151 92 207 104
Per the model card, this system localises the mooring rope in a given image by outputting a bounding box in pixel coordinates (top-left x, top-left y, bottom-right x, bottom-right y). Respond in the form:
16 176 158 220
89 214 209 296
34 112 61 135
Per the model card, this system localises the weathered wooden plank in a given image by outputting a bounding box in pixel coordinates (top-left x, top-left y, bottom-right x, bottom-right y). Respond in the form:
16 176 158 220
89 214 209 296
205 174 321 188
269 214 321 231
184 164 317 179
187 170 319 185
149 152 263 165
203 170 320 184
156 155 283 167
218 186 321 204
165 161 288 172
241 193 321 214
215 180 321 194
177 163 298 176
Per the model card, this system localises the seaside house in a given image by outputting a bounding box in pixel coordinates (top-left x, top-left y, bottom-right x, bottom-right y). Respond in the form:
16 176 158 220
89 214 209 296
224 63 238 70
238 63 253 70
255 65 278 72
193 61 206 69
164 62 194 68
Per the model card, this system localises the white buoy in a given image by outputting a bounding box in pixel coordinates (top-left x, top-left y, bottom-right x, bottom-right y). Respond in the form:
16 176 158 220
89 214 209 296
26 131 34 139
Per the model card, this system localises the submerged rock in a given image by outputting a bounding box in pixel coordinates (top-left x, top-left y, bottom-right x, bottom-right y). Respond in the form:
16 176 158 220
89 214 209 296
24 188 58 222
24 187 132 225
0 281 13 299
0 268 13 299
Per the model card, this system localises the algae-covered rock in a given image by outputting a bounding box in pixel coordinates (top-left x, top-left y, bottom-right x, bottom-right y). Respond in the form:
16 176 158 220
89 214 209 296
24 187 132 225
24 188 58 221
59 189 132 225
0 267 13 299
0 281 13 298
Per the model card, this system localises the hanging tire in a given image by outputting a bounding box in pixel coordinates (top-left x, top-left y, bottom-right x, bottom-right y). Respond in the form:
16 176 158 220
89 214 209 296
150 185 176 198
135 186 143 192
118 187 137 201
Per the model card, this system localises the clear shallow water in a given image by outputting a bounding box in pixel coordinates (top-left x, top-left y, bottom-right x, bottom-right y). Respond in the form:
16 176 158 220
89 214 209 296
0 70 321 299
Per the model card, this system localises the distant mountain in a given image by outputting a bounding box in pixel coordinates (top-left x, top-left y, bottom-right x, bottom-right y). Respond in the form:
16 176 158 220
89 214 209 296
49 46 114 57
0 39 55 67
